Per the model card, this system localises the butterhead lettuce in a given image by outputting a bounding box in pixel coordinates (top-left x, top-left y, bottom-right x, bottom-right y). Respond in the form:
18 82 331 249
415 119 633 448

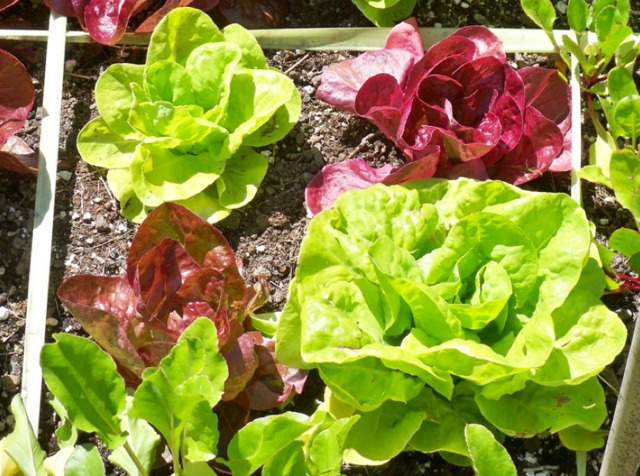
277 178 626 465
77 7 300 223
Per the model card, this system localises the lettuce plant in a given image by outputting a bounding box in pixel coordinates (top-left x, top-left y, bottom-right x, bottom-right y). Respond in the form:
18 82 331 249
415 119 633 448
0 48 37 175
310 20 571 214
58 202 305 421
278 178 626 466
45 0 287 46
77 7 300 223
351 0 417 27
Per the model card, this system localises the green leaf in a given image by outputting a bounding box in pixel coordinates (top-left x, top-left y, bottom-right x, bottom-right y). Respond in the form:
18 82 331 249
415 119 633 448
223 69 299 151
43 447 75 476
223 413 314 476
578 165 613 188
352 0 418 26
609 228 640 259
308 416 359 475
249 311 279 337
319 357 424 412
185 42 242 114
108 397 160 476
610 149 640 221
64 445 105 476
131 318 228 448
595 5 623 41
613 95 640 140
262 441 307 476
608 66 638 103
344 400 425 463
129 140 228 207
144 60 194 105
94 63 145 138
40 334 127 448
222 24 268 69
183 461 219 475
558 425 607 451
76 118 138 169
465 424 516 476
561 35 594 75
215 147 268 209
409 394 485 459
475 378 607 436
46 394 78 448
521 0 556 32
567 0 589 32
183 401 220 462
146 7 223 66
3 396 46 476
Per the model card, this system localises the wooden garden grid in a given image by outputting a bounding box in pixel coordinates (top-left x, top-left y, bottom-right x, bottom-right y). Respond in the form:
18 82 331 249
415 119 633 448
2 9 638 475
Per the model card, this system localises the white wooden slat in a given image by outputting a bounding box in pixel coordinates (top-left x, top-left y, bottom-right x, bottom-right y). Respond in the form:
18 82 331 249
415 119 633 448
570 53 582 204
0 27 626 53
21 12 67 432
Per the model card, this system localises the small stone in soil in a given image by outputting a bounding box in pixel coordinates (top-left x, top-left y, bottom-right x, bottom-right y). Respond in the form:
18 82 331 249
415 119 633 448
1 374 20 392
0 306 9 321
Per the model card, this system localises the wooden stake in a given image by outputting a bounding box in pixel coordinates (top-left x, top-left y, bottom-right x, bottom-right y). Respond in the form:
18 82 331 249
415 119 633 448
21 12 67 432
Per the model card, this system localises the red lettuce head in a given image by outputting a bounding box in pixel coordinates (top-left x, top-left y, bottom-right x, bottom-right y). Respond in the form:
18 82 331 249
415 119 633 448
311 19 570 214
58 202 305 411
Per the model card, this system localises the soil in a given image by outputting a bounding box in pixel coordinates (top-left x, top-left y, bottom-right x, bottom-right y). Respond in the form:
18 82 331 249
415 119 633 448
1 1 639 475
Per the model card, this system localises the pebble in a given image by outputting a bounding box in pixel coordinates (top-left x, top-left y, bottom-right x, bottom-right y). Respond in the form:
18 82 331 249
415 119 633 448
57 171 73 181
95 216 111 233
256 245 266 253
556 0 567 14
46 317 59 327
1 374 20 393
0 306 9 321
82 212 92 222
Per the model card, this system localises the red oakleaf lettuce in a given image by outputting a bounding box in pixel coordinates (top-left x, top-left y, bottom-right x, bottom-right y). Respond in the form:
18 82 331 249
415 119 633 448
58 202 305 412
311 20 570 214
45 0 287 45
0 48 36 175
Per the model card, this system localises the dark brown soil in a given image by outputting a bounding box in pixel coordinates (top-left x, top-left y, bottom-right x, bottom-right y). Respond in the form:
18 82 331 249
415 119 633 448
0 2 639 475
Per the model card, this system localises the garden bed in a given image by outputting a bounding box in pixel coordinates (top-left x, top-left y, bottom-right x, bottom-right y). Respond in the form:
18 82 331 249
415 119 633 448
0 1 639 475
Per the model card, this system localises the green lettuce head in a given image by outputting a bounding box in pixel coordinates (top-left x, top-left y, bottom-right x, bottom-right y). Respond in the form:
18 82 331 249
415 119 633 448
277 178 626 465
77 7 300 223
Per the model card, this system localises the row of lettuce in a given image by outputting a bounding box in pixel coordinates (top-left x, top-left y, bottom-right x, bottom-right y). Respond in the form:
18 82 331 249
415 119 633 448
1 1 640 475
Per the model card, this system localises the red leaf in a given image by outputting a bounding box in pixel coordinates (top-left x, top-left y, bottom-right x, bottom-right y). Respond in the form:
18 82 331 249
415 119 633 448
128 202 239 280
0 136 37 175
57 275 148 377
244 334 307 411
132 239 201 318
84 0 140 45
223 332 259 401
0 49 34 145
